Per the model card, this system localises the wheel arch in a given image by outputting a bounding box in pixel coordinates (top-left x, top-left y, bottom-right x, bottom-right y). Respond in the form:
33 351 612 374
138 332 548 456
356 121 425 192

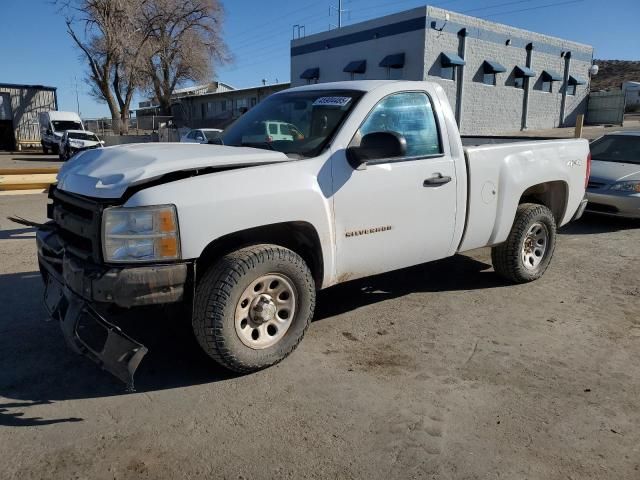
195 221 325 288
518 180 569 223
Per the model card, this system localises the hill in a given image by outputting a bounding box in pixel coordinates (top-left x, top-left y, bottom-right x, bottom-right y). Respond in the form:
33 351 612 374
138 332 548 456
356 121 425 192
591 60 640 91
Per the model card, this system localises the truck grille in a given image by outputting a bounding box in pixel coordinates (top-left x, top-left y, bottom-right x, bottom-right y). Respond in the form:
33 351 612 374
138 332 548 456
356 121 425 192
48 186 105 262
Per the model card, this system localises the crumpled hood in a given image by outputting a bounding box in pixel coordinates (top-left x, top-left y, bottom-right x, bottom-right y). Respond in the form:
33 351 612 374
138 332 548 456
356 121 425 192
590 159 640 184
57 142 289 199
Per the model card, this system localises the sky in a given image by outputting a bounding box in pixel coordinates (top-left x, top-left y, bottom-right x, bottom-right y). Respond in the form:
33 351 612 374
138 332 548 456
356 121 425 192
1 0 638 117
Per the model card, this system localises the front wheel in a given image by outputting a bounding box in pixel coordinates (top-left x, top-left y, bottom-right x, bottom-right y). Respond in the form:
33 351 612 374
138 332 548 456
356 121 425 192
193 244 316 373
491 203 557 283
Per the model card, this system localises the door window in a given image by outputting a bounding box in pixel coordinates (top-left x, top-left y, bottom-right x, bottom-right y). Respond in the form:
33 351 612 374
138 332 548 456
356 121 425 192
357 92 442 158
268 123 278 135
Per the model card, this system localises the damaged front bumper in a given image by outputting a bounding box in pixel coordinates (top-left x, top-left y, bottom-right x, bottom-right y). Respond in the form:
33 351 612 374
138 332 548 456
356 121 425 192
37 226 189 390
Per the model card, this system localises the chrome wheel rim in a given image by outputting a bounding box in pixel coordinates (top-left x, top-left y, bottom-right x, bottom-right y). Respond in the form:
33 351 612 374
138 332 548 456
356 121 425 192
234 273 297 350
521 222 549 270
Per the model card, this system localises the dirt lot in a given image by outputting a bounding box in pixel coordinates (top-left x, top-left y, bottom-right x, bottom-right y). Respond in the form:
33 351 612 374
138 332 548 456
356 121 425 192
0 193 639 480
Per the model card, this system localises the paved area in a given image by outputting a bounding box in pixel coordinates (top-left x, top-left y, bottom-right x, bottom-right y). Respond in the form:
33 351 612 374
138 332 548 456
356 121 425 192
0 151 62 169
1 194 639 480
503 116 640 140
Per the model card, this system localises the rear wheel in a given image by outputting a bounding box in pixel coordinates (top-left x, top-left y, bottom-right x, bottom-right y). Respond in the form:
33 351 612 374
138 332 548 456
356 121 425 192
42 142 49 154
491 203 557 283
193 244 315 373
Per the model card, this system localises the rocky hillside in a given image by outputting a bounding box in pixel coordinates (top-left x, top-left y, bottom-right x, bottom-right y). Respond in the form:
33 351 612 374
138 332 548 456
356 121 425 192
591 60 640 91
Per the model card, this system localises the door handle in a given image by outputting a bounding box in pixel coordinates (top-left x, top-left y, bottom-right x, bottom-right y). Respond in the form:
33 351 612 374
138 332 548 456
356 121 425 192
423 173 452 187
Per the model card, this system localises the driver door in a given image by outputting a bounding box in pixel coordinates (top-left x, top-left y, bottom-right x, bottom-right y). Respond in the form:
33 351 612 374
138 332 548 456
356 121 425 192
332 91 458 280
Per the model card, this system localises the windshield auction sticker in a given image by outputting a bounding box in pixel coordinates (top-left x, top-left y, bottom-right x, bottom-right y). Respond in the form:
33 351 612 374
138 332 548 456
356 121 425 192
312 96 352 107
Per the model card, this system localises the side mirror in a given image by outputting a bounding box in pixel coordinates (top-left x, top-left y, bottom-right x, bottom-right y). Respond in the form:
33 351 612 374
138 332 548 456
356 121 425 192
100 140 105 145
346 131 407 168
46 129 52 135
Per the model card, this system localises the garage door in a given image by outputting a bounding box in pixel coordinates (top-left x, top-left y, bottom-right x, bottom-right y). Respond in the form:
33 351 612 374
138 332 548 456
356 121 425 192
0 93 11 120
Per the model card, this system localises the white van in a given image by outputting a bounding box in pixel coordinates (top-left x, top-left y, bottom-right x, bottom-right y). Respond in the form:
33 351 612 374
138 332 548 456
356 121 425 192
39 111 84 154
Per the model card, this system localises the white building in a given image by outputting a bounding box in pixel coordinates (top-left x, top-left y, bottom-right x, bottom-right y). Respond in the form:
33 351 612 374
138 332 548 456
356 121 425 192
291 5 594 134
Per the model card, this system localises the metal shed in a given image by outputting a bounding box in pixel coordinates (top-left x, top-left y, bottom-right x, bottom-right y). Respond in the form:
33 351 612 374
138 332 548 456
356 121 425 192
0 83 57 151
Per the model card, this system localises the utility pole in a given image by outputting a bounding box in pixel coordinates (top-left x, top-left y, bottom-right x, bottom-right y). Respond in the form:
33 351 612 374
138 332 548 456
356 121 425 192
330 0 348 29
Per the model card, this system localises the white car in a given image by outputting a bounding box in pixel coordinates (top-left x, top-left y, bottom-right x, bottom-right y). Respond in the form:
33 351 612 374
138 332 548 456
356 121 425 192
586 131 640 218
180 128 223 144
38 80 590 388
59 130 103 161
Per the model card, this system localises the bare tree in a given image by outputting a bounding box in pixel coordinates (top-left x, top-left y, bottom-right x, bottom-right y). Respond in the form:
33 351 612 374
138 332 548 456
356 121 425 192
142 0 229 115
62 0 150 134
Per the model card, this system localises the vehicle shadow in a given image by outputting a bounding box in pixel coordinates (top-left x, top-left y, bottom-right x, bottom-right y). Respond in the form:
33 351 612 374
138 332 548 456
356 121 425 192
315 254 502 321
0 253 502 408
0 271 237 410
0 227 36 240
559 212 640 235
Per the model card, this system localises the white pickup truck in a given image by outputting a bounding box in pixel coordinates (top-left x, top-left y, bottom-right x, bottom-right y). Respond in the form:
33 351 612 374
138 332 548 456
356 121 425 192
36 81 590 388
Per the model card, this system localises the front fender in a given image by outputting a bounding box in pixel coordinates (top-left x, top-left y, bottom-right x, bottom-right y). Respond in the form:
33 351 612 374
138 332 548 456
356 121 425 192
124 158 336 288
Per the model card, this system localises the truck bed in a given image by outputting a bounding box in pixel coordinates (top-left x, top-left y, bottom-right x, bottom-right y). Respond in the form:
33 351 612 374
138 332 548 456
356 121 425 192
458 137 589 253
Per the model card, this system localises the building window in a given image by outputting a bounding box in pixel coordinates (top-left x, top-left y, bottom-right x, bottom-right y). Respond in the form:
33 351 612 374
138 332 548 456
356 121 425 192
483 73 496 86
379 53 405 80
441 66 455 81
481 60 505 86
567 75 586 96
221 100 226 111
344 60 366 80
300 67 320 85
513 65 536 89
539 70 561 93
200 103 206 118
439 53 465 81
251 97 257 107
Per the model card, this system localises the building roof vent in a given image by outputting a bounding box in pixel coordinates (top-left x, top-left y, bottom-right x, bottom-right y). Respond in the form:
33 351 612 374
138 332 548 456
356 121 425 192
300 68 320 80
379 53 405 69
344 60 367 74
514 65 536 77
482 60 506 73
440 52 465 67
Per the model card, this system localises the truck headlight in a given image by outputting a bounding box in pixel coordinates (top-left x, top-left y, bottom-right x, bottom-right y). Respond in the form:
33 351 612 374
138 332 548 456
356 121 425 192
102 205 181 262
609 181 640 193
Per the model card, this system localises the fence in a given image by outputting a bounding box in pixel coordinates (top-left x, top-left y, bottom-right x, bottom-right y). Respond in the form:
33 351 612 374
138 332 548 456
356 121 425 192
586 91 626 125
83 116 173 136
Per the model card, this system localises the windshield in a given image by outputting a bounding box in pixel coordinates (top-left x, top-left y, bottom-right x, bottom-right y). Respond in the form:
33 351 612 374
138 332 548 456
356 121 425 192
52 120 82 132
590 135 640 164
220 89 364 157
68 132 98 141
203 130 221 140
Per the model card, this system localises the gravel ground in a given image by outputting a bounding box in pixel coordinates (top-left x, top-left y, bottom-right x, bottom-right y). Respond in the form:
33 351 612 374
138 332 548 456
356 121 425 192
0 194 639 480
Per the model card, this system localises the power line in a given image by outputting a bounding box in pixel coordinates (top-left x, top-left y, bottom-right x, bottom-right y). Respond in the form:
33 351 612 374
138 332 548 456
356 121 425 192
482 0 585 18
462 0 533 15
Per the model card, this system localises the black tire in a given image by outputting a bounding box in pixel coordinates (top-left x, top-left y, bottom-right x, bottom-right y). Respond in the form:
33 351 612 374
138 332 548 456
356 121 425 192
491 203 557 283
42 143 49 155
193 244 316 373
